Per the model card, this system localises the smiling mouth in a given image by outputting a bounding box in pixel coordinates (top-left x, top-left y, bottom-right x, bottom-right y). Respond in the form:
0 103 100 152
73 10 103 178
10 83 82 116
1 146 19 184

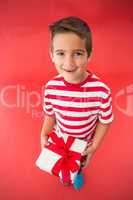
63 69 76 72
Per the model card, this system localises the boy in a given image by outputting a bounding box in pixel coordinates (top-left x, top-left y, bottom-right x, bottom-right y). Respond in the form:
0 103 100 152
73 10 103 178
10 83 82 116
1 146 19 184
40 16 114 189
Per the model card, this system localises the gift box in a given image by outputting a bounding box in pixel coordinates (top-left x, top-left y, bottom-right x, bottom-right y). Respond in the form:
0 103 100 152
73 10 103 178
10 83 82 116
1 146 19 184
35 132 87 184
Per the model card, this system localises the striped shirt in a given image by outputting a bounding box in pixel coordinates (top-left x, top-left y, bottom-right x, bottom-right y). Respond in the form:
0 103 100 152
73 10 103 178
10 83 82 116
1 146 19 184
43 72 114 143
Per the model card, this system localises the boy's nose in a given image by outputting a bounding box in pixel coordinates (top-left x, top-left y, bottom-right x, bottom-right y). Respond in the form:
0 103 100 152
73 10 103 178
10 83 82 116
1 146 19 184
63 57 76 71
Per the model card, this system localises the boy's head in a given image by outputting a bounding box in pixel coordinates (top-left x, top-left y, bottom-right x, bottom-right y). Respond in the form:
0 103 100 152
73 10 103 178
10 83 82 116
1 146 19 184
49 16 92 58
49 16 92 84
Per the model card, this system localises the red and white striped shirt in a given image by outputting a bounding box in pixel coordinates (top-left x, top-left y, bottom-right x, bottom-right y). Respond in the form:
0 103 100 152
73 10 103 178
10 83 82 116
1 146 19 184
43 72 113 143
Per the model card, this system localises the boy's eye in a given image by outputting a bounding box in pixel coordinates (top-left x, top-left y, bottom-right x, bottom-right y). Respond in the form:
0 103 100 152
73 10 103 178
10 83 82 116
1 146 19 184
74 52 83 56
56 52 64 56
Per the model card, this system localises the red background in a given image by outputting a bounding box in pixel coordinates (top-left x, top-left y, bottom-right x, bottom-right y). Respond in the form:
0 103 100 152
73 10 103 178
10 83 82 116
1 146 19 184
0 1 133 200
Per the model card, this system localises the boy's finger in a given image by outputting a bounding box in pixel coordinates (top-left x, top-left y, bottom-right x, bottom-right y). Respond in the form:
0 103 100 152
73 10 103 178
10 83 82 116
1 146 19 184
81 150 88 156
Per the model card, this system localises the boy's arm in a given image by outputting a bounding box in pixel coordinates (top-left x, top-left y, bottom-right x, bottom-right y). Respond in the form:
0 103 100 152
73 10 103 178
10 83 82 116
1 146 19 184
40 115 56 150
81 121 112 167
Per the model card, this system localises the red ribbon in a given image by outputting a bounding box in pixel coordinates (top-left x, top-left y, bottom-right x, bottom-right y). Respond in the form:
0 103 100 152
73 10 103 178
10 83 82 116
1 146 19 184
45 132 81 184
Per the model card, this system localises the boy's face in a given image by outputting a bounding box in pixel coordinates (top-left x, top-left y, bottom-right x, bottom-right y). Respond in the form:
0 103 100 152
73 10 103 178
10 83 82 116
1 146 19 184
50 32 90 84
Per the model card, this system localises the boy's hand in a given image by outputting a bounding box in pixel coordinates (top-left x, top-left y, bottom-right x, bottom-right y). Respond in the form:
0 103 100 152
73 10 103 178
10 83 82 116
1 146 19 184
41 135 49 150
81 144 96 168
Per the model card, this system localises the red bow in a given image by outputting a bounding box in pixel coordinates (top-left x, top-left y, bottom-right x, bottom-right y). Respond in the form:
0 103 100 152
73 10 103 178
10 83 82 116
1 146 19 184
45 132 81 184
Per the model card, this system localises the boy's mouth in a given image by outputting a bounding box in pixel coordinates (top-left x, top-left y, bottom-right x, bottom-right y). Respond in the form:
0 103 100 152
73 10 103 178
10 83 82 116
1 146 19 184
63 69 76 73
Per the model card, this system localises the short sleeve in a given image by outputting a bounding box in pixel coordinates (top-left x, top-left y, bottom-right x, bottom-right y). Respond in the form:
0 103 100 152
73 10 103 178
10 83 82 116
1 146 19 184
98 89 114 124
42 86 55 117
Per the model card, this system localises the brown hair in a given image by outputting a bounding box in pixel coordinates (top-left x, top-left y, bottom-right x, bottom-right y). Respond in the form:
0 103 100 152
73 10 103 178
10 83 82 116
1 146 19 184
49 16 92 57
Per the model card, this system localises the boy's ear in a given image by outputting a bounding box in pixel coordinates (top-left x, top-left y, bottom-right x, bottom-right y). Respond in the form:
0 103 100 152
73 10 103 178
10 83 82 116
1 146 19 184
87 51 92 62
49 51 54 63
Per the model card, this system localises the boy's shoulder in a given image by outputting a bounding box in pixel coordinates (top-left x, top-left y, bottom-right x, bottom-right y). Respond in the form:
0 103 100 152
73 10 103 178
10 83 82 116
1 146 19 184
85 72 112 94
44 74 65 88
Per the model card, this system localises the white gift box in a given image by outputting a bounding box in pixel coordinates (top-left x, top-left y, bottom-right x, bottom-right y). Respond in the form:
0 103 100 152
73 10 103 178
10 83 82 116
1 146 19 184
35 133 87 183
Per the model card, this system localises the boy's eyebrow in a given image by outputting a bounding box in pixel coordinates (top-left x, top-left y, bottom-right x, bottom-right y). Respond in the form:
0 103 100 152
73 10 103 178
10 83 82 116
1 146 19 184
73 49 86 53
54 49 64 52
